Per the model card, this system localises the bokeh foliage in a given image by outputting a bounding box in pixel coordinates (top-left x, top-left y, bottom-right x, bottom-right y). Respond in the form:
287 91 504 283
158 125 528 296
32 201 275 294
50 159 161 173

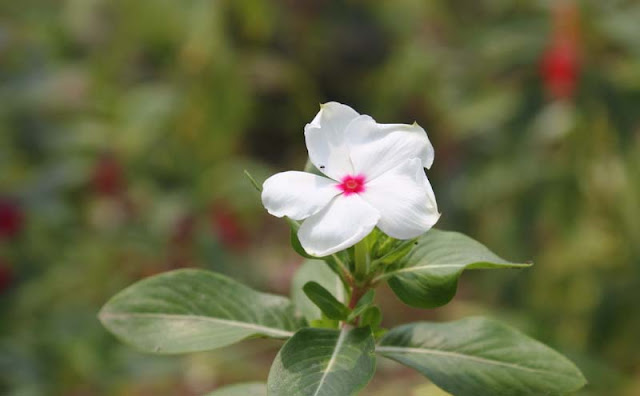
1 0 638 395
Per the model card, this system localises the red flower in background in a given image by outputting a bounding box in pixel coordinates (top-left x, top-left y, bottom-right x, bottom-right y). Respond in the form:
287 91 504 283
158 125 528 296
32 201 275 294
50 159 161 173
210 203 249 252
92 153 125 196
0 259 13 293
541 1 581 100
541 39 579 99
0 198 23 239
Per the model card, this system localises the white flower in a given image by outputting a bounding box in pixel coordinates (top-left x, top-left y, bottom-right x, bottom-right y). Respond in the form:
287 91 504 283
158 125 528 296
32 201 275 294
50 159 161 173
261 102 440 256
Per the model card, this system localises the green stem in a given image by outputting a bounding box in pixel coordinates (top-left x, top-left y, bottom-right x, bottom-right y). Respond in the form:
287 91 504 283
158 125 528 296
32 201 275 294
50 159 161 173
331 254 351 280
327 253 354 289
243 170 262 192
354 239 370 281
343 285 366 327
348 286 365 310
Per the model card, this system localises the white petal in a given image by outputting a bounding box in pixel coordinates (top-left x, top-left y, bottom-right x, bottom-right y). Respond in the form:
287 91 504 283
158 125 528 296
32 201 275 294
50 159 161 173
361 158 439 239
304 102 360 180
261 171 340 221
298 194 380 256
346 115 434 180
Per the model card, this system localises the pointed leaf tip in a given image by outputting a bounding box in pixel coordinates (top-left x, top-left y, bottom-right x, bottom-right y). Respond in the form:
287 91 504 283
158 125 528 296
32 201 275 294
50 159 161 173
384 229 531 308
378 317 586 396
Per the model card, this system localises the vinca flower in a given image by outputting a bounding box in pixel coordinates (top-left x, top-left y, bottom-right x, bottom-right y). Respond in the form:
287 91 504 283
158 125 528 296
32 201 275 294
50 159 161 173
261 102 440 256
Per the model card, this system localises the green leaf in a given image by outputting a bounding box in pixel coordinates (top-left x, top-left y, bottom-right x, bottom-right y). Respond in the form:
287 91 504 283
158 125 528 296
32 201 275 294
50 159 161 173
303 282 351 320
268 327 376 396
374 238 417 266
377 317 586 396
286 217 322 260
285 218 316 259
309 318 339 329
360 306 382 329
304 158 323 176
99 269 304 354
348 290 375 321
205 382 266 396
384 229 531 308
355 289 375 308
291 260 345 322
290 227 318 259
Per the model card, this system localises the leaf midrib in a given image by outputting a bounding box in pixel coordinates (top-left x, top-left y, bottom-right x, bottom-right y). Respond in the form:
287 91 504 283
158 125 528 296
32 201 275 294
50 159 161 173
312 328 348 396
376 346 567 377
386 261 530 277
100 311 294 338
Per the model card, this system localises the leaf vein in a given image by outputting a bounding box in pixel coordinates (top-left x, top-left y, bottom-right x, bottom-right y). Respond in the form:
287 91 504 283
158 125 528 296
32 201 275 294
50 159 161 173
100 312 294 337
376 346 555 375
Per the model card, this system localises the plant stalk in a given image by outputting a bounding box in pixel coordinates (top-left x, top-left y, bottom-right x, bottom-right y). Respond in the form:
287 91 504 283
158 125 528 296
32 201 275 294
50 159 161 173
345 286 366 326
353 239 370 281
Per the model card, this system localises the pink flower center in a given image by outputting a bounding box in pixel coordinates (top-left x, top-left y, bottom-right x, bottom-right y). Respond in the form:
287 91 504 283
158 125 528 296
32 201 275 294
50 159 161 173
337 174 366 196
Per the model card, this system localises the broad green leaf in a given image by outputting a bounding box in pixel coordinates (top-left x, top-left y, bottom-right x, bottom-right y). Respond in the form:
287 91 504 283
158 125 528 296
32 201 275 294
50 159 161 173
377 317 586 396
268 327 376 396
99 269 304 354
384 229 531 308
291 260 346 322
205 382 266 396
303 282 350 320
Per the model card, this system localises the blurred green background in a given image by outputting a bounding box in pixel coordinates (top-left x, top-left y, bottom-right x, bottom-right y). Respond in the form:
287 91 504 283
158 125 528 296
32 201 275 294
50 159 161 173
1 0 639 395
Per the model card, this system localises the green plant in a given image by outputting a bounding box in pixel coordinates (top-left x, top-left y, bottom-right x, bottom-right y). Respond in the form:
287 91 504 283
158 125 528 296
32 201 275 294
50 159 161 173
99 103 586 395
